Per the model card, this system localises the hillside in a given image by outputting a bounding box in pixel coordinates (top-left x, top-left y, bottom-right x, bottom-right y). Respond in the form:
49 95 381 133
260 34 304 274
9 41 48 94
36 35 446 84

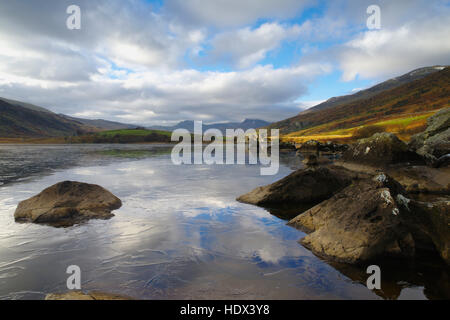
60 115 136 131
0 99 94 138
0 97 137 138
307 66 447 113
268 66 450 142
0 97 54 114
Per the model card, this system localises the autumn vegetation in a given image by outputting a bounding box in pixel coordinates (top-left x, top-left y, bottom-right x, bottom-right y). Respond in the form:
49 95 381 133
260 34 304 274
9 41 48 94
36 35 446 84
272 67 449 143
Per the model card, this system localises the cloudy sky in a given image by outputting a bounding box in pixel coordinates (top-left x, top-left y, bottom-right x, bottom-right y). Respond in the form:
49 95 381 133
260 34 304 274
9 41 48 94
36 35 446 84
0 0 449 126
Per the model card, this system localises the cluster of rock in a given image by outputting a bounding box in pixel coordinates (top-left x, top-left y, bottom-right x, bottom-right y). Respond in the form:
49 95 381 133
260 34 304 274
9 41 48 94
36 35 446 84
238 109 450 266
239 164 449 265
297 140 349 153
288 172 449 264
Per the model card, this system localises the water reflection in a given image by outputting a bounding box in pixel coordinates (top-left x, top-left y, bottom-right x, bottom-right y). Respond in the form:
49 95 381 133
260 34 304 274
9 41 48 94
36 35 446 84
0 145 445 299
327 254 450 300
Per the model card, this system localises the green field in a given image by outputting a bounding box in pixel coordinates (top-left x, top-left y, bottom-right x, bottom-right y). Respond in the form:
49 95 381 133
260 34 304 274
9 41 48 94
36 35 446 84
68 128 174 143
97 129 172 137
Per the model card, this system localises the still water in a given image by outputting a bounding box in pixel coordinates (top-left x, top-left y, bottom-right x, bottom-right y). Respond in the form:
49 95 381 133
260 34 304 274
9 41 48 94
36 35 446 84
0 144 447 299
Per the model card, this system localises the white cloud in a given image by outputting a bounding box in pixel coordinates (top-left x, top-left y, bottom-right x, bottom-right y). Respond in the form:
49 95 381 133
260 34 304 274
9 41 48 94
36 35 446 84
207 23 302 68
72 111 104 118
339 17 450 81
165 0 313 27
327 1 450 81
0 61 331 124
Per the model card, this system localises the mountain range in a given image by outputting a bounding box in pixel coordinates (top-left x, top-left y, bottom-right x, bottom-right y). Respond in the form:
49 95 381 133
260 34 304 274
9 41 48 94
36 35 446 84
149 119 271 133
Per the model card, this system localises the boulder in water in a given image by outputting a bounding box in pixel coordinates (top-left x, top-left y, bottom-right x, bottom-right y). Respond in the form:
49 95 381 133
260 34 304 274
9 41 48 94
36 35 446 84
14 181 122 227
237 165 365 206
288 173 414 264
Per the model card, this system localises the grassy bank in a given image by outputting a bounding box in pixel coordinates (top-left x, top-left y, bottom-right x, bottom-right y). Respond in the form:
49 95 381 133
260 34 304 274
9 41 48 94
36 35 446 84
68 128 173 143
0 129 175 144
282 110 438 143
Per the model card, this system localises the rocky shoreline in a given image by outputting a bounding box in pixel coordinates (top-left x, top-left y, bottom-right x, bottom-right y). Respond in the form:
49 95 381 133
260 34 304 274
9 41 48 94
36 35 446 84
238 109 450 266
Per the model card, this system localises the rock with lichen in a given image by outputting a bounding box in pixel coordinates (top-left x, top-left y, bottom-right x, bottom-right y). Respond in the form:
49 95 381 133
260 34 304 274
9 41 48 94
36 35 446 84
288 173 413 264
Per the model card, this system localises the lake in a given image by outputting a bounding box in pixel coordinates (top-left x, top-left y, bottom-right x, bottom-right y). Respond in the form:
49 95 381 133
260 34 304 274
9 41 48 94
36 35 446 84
0 144 447 299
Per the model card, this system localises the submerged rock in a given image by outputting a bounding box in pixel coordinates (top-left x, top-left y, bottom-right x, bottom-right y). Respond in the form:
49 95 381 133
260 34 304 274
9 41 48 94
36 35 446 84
237 165 365 206
342 132 423 167
409 108 450 166
14 181 122 227
45 291 132 300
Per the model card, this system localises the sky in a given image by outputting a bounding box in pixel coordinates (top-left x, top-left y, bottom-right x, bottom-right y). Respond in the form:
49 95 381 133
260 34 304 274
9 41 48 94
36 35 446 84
0 0 449 126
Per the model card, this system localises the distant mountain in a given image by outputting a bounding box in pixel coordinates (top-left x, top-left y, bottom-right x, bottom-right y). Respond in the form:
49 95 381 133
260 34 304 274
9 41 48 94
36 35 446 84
0 97 137 138
306 66 447 113
267 66 450 137
149 119 271 133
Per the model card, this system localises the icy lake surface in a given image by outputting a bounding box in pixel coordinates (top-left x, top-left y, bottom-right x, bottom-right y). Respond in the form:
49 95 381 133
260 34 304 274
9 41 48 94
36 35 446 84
0 144 446 299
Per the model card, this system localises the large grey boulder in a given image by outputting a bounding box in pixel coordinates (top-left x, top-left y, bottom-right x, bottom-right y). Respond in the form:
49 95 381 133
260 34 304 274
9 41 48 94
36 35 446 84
14 181 122 227
237 165 365 206
287 171 450 265
288 173 413 264
409 108 450 166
